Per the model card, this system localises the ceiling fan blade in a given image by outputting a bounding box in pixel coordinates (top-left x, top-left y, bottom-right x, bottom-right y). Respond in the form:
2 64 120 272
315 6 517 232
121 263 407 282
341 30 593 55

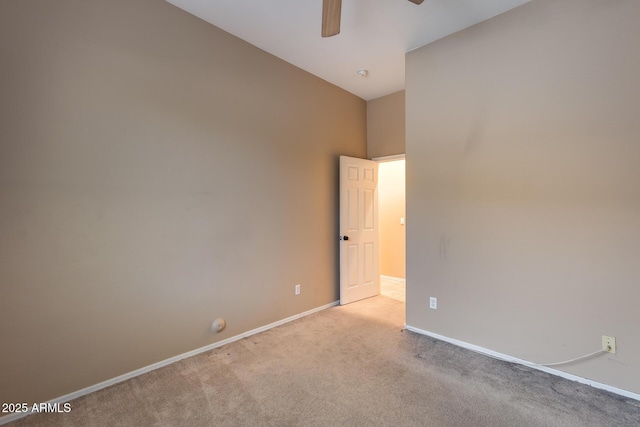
408 0 424 4
322 0 342 37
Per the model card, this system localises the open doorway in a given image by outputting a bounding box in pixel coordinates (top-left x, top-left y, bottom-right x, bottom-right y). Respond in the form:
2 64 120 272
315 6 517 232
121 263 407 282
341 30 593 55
338 155 405 305
376 157 406 303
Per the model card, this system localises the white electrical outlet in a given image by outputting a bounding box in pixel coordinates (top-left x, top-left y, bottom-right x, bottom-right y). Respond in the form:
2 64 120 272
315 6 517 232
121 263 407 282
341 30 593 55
429 297 437 310
295 284 301 295
602 335 616 353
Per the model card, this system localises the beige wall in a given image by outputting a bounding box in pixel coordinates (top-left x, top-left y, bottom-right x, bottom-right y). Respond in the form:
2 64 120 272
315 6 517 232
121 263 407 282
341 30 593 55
0 0 366 405
367 91 405 159
378 160 406 279
406 0 640 394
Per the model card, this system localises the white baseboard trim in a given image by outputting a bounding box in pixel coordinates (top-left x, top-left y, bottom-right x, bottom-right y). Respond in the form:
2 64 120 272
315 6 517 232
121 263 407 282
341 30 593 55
0 301 339 426
380 275 406 284
404 325 640 402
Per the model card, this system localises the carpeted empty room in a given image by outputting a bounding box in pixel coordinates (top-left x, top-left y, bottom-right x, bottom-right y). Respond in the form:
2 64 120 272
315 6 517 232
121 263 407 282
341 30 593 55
2 2 640 425
8 296 639 427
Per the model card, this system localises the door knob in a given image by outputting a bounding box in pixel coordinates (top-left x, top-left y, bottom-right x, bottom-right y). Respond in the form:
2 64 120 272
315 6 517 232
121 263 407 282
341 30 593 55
339 236 349 241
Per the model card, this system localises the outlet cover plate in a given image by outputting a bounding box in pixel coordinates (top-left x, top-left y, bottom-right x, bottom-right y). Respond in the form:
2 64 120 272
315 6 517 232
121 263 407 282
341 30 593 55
429 297 437 309
602 335 616 353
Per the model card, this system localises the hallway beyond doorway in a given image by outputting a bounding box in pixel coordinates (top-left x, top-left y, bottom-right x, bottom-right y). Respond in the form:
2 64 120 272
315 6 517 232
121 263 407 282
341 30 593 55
380 276 405 302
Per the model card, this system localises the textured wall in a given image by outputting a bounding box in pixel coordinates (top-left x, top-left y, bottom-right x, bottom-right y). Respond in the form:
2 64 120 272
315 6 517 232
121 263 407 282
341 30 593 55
406 0 640 394
0 0 366 405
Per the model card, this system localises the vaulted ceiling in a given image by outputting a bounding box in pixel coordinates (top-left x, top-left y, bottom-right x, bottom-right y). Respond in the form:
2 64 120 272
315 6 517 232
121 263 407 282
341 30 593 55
166 0 530 100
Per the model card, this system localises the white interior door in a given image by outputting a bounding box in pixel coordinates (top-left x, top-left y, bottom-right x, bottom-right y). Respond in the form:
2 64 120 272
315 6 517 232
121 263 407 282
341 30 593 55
339 156 379 305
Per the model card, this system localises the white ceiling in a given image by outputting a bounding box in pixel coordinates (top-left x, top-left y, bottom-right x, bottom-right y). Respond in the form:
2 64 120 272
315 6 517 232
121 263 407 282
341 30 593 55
165 0 530 101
